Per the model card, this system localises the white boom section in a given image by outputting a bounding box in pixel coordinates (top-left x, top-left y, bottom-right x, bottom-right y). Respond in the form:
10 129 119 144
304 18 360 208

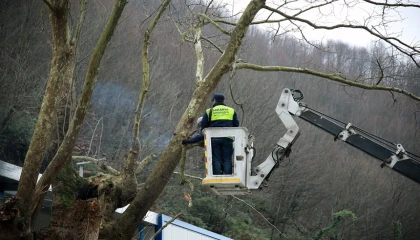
247 88 305 189
275 88 305 148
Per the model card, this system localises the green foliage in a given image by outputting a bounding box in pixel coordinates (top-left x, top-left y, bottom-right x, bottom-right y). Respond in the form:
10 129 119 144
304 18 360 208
61 194 75 208
154 177 275 239
332 210 356 222
226 216 270 240
393 221 402 240
56 163 84 208
313 210 357 240
250 197 271 213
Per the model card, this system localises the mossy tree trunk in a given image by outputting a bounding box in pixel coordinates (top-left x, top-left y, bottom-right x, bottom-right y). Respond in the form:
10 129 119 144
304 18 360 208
34 0 88 227
35 162 101 240
0 0 127 239
32 0 127 209
11 1 72 238
31 0 127 234
43 0 87 172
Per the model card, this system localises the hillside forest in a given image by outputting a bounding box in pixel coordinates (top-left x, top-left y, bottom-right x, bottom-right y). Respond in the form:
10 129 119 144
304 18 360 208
0 0 420 239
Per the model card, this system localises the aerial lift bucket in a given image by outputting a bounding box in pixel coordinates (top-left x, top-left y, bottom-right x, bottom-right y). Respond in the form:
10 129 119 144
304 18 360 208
202 127 254 195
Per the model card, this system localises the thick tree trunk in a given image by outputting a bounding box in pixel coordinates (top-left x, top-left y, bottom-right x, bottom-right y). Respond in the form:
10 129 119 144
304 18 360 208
31 0 128 218
43 54 75 170
33 0 85 226
100 1 266 239
35 198 101 240
35 36 76 229
35 162 101 240
0 0 127 239
11 1 71 238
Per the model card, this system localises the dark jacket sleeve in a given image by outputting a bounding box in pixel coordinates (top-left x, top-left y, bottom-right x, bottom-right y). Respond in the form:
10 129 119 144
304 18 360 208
200 110 209 129
232 111 239 127
185 132 204 144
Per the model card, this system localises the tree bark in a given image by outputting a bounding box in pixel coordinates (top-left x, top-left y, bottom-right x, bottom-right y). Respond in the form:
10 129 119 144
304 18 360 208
12 1 71 238
0 0 127 239
31 0 128 217
35 162 101 240
34 199 101 240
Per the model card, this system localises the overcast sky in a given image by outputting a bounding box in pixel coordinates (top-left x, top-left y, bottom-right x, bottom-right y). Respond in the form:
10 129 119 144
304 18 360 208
220 0 420 48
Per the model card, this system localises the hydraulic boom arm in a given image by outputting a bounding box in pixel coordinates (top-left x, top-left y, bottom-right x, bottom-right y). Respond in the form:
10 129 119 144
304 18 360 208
297 101 420 184
260 88 420 185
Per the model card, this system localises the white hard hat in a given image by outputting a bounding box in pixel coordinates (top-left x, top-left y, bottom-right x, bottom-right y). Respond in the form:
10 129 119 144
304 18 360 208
197 117 203 124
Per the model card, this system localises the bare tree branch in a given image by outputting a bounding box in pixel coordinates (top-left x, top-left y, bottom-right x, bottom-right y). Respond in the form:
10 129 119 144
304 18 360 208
172 19 194 43
362 0 420 8
375 58 384 85
262 5 420 67
236 62 420 101
71 0 88 45
201 36 224 53
120 0 171 206
135 154 156 175
213 0 337 26
214 18 286 26
194 24 205 82
43 0 55 12
173 171 203 181
179 146 194 207
204 0 215 15
197 13 230 35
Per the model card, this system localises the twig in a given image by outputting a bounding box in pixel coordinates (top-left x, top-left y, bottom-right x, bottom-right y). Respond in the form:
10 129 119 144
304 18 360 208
88 117 103 156
71 0 88 45
173 172 203 181
179 146 194 207
201 36 223 53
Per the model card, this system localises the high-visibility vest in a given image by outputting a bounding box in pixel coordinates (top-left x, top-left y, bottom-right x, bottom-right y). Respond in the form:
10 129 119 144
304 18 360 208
206 105 235 121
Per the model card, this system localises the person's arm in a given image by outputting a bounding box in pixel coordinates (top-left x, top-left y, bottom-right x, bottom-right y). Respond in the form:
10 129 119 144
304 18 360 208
182 132 204 144
201 110 209 129
233 111 239 127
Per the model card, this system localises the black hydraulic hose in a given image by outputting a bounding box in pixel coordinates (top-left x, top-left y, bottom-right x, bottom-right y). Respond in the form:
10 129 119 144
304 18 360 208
305 106 398 151
251 146 256 162
304 106 420 164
